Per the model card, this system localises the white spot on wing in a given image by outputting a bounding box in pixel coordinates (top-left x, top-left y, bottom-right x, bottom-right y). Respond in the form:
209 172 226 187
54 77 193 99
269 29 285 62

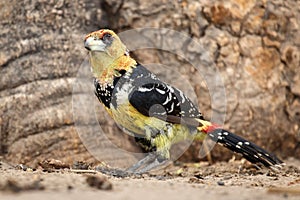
153 111 166 115
138 87 153 92
150 73 158 80
155 88 166 94
167 85 174 93
162 94 171 105
179 90 185 103
168 102 174 113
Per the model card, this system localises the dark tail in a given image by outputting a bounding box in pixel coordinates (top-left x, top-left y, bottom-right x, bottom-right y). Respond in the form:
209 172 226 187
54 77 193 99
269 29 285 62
208 129 284 170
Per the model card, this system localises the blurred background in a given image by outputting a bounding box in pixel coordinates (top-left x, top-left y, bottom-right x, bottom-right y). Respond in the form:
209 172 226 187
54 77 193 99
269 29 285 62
0 0 299 167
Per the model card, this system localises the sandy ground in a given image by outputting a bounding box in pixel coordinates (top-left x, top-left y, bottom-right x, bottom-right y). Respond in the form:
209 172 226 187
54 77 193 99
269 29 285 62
1 158 300 200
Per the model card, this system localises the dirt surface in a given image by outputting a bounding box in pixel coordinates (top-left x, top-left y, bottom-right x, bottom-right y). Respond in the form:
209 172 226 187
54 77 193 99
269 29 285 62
1 158 300 200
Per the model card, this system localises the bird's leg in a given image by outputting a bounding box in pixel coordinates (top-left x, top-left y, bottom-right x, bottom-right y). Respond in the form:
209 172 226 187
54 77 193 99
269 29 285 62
126 153 157 172
135 158 169 174
126 153 168 174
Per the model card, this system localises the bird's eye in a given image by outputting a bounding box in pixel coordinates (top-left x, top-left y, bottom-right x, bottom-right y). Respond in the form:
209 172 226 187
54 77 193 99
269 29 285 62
103 33 112 41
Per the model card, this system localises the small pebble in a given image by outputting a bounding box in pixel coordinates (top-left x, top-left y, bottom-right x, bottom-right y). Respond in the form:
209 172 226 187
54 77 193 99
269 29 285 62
217 181 225 186
86 175 112 190
67 185 73 190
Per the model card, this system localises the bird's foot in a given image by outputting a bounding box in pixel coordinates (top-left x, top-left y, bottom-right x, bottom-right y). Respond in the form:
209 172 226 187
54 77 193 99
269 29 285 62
95 153 169 177
95 166 136 178
126 153 169 174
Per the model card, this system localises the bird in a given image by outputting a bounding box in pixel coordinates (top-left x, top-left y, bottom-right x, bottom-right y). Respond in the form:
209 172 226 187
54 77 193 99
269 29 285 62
84 29 284 173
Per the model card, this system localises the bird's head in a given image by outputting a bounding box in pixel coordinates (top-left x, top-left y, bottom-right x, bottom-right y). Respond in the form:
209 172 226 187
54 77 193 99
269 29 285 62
84 29 127 59
84 29 129 77
84 29 138 80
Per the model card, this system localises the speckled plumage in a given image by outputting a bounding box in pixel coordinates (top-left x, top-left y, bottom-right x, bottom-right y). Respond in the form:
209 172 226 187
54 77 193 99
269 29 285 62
84 29 284 173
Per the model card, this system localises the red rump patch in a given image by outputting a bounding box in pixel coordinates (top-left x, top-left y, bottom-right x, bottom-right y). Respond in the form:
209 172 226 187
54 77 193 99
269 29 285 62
204 123 221 133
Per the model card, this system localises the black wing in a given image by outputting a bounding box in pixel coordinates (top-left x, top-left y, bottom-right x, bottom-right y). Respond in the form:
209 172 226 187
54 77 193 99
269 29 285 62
128 65 203 125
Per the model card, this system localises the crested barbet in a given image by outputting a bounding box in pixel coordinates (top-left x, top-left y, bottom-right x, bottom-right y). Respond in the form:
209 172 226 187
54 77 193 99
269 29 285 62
84 29 284 173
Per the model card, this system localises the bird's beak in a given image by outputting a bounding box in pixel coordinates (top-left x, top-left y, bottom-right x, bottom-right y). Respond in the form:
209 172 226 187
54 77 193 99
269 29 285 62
84 37 106 52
